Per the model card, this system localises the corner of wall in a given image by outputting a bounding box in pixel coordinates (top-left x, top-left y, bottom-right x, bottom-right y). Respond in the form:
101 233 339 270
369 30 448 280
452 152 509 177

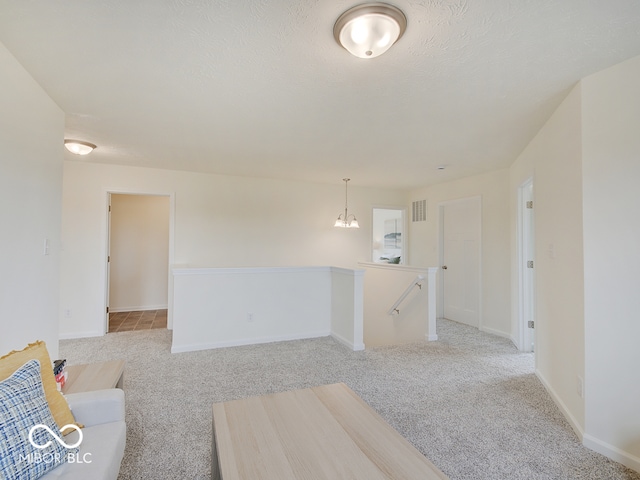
0 42 64 359
535 369 584 441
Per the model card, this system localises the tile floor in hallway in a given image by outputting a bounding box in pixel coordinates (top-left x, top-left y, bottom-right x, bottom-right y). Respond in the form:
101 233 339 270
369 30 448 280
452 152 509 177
108 309 167 332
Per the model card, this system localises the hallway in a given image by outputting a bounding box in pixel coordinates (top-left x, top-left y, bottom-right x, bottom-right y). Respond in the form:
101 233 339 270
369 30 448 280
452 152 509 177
108 309 167 332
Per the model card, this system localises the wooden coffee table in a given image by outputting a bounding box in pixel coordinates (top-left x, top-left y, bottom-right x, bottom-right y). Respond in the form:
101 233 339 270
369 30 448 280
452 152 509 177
212 383 448 480
61 359 125 394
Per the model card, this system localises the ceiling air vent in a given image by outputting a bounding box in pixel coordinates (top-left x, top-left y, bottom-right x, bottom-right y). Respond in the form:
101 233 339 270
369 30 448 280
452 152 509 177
412 200 427 222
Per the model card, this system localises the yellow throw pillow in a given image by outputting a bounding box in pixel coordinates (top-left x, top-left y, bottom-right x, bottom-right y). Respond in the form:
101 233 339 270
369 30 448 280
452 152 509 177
0 341 78 433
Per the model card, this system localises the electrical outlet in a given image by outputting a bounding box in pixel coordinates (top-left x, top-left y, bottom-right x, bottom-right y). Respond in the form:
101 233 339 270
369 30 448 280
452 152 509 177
64 309 72 318
577 376 584 398
247 313 254 322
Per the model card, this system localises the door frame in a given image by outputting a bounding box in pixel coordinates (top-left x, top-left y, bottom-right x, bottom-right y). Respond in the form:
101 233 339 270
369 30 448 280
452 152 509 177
517 178 535 352
371 204 409 265
103 189 175 333
437 195 482 328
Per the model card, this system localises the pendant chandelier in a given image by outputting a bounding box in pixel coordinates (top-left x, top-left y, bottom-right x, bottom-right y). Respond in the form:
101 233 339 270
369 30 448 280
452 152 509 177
334 178 359 228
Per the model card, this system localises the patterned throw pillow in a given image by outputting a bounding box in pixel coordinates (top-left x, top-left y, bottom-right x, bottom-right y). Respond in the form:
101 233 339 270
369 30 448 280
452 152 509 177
0 360 76 480
0 341 78 433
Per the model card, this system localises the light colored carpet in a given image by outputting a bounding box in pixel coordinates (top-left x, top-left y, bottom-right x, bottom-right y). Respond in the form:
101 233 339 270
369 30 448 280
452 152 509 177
60 319 640 480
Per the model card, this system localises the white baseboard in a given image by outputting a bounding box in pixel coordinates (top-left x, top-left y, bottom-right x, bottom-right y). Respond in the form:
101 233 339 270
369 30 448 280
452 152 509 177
583 433 640 473
109 304 167 313
480 325 512 340
535 369 584 441
534 371 640 474
59 330 104 340
170 330 331 354
331 332 365 351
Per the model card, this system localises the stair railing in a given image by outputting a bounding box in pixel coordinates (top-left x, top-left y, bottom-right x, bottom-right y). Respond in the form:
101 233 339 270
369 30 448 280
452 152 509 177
387 275 425 316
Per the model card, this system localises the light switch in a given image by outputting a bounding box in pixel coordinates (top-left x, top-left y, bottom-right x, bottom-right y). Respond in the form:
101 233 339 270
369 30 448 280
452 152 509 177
548 243 555 259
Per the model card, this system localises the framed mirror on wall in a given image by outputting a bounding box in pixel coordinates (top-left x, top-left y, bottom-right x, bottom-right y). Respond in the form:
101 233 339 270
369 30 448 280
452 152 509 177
372 207 407 264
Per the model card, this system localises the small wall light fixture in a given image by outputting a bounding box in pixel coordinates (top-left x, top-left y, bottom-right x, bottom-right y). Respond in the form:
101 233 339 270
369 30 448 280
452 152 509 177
334 178 360 228
334 2 407 59
64 139 97 155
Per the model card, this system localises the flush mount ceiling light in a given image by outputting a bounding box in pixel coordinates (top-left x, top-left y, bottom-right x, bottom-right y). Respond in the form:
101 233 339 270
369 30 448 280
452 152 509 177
334 2 407 59
334 178 359 228
64 139 96 155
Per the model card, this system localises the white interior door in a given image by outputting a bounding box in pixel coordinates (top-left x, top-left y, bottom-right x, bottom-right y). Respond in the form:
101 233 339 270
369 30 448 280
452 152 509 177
441 197 481 327
105 194 112 333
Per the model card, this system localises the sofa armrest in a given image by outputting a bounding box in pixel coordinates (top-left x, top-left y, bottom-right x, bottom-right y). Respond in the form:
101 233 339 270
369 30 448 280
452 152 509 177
65 388 125 427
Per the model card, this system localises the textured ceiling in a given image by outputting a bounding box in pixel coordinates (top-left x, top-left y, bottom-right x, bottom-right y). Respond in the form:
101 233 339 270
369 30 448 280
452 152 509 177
1 0 640 189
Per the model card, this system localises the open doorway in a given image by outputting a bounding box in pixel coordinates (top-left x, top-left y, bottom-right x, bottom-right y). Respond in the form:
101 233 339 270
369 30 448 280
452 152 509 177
106 193 170 333
517 179 535 352
372 207 407 264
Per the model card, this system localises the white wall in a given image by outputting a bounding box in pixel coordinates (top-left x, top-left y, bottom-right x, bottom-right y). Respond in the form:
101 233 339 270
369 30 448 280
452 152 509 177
172 266 364 353
513 83 586 435
60 161 407 338
581 55 640 469
510 55 640 471
171 267 333 353
409 169 511 337
0 42 64 359
109 194 169 312
331 267 365 350
360 263 435 347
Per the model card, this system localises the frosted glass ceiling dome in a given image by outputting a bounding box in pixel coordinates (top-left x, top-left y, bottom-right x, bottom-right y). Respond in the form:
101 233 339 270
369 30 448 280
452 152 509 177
64 139 97 155
334 3 407 59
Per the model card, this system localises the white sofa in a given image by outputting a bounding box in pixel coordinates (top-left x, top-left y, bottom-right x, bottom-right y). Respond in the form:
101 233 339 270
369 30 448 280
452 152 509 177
42 388 126 479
